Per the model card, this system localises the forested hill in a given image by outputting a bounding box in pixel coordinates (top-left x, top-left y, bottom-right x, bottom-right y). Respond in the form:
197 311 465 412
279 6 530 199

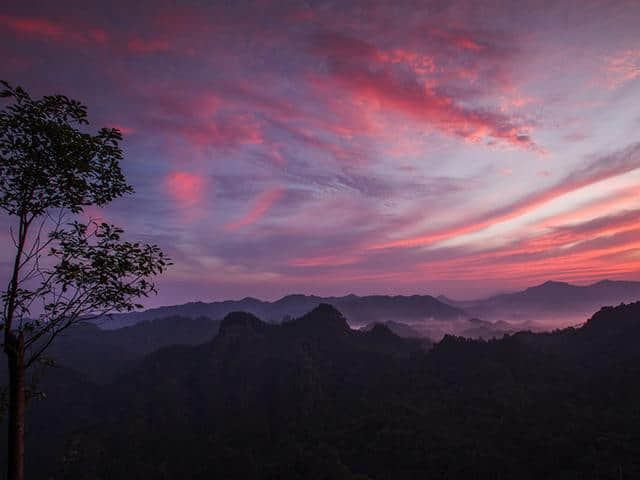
3 302 640 479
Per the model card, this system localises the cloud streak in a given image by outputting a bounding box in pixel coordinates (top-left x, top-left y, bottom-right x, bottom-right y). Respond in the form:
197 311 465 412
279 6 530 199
312 32 540 151
224 187 284 231
373 143 640 250
0 14 107 45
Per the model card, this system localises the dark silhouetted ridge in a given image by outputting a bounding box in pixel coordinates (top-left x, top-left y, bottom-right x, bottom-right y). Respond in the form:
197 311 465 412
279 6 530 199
367 322 394 336
218 311 269 336
582 301 640 339
361 320 423 339
282 303 351 337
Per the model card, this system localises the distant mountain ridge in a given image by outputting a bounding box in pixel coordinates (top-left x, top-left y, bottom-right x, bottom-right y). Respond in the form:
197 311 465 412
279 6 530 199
98 293 466 329
445 279 640 326
97 279 640 338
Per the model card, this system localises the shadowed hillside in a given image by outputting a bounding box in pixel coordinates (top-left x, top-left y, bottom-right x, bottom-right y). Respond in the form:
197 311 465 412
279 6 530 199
1 302 640 479
43 315 221 383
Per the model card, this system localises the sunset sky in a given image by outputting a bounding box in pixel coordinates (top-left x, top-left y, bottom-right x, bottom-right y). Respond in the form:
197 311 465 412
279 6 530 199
1 0 639 306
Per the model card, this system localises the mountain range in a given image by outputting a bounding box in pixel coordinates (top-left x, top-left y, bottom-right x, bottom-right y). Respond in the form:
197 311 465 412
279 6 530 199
98 292 466 330
3 301 640 479
441 279 640 328
98 279 640 339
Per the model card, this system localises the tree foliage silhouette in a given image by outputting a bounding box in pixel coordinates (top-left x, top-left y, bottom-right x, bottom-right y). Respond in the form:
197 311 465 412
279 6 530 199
0 81 169 480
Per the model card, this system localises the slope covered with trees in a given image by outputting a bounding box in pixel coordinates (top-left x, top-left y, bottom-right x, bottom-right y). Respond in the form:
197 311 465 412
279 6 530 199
2 303 640 479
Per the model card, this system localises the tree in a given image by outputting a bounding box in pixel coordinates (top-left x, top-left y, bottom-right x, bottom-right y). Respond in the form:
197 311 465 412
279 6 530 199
0 81 169 480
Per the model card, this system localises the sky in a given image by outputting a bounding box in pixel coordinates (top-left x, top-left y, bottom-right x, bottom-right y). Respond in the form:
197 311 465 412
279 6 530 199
1 0 640 306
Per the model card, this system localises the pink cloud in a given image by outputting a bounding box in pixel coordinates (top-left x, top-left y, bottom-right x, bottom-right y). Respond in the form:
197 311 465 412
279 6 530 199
0 15 107 45
372 143 640 250
605 49 640 89
166 171 205 207
348 70 534 149
364 221 640 293
224 187 284 231
377 49 437 75
428 27 485 51
289 254 360 268
422 228 640 286
454 37 483 51
106 124 135 136
177 114 263 149
312 33 540 151
127 37 170 54
132 87 263 151
80 205 107 224
536 185 640 230
0 15 63 38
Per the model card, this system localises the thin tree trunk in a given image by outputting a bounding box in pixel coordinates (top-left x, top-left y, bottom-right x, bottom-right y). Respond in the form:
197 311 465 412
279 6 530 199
4 215 28 480
6 331 25 480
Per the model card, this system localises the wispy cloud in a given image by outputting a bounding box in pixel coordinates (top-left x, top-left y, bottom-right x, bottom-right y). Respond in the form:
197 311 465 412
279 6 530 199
605 49 640 89
224 187 284 231
0 14 107 44
311 32 541 151
372 143 640 250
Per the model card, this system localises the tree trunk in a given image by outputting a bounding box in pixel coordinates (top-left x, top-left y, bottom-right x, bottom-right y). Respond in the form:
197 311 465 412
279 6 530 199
6 331 25 480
